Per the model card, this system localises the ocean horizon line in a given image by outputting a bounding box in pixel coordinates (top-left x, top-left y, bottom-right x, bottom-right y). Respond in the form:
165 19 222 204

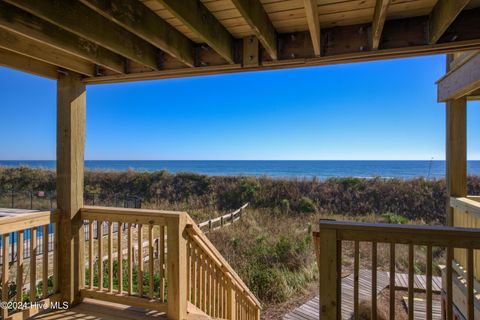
2 159 480 179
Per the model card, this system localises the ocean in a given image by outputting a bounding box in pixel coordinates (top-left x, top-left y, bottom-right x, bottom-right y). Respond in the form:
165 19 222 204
2 160 480 179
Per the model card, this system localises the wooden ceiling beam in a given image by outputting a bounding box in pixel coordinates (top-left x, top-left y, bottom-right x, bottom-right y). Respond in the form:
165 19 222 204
79 0 195 67
0 2 124 74
155 0 234 64
371 0 391 50
0 47 58 79
303 0 320 56
429 0 471 44
5 0 159 70
0 28 95 76
231 0 277 60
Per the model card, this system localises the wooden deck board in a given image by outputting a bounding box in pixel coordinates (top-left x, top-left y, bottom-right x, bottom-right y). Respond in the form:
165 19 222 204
283 270 442 320
29 298 167 320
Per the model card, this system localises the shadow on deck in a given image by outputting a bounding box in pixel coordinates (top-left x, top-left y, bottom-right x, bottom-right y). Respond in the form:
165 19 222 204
284 270 443 320
30 298 167 320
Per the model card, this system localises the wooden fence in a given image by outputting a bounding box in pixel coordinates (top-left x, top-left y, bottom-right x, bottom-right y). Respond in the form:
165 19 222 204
198 203 249 233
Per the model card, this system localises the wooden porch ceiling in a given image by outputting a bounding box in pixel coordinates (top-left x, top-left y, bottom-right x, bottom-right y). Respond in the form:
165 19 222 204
1 0 480 84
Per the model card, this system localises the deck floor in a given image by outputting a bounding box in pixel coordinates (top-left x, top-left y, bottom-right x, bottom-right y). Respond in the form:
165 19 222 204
284 270 442 320
30 298 167 320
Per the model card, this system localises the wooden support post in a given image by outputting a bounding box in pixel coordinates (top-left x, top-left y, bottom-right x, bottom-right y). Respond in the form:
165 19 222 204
445 96 467 226
167 213 188 320
56 72 86 305
318 226 338 320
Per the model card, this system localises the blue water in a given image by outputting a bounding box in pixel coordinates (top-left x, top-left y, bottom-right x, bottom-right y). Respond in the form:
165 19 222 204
2 160 480 179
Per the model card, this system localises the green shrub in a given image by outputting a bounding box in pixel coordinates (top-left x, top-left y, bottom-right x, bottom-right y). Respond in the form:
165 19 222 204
298 197 316 213
382 212 409 224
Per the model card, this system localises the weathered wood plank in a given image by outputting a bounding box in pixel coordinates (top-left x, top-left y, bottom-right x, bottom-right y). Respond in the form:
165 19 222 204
303 0 320 56
0 47 58 79
429 0 470 44
371 0 391 50
155 0 234 64
80 0 195 67
0 2 124 74
0 28 95 76
230 0 277 60
438 53 480 102
5 0 159 70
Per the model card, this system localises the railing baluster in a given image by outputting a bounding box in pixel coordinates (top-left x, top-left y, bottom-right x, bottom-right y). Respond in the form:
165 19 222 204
137 224 143 297
467 248 474 320
53 223 58 293
42 224 49 298
148 224 154 299
446 246 453 320
196 244 201 308
372 241 377 320
98 221 103 291
205 258 213 315
127 223 133 295
354 240 359 319
108 221 113 293
117 222 123 294
88 221 93 290
16 230 24 303
30 227 37 302
408 244 414 320
202 253 207 312
191 242 197 306
426 245 432 320
159 225 165 302
389 242 395 320
187 237 191 303
2 233 10 319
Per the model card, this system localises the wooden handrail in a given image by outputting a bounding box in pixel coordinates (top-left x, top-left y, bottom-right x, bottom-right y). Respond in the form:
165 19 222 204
0 210 59 234
315 220 480 248
186 216 261 308
314 220 480 320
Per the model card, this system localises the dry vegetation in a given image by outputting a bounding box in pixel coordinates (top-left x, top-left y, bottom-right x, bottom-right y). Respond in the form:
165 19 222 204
0 167 463 318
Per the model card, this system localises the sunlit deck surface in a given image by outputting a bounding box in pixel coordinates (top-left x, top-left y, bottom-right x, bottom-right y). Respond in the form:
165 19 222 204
284 270 443 320
31 298 167 320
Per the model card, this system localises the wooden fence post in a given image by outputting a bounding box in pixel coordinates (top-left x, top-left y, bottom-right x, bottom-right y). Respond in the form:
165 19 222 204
167 213 188 319
56 72 86 305
318 225 338 320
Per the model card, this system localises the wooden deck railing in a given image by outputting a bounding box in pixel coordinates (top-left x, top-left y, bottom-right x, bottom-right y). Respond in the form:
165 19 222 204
314 220 480 320
186 216 261 320
79 206 260 320
0 210 60 320
450 196 480 280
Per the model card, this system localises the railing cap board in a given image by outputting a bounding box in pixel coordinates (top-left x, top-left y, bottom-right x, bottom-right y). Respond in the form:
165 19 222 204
450 196 480 219
82 205 186 216
317 220 480 248
0 210 59 234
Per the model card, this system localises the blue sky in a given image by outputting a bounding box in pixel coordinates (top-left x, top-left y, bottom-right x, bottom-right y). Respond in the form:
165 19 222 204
1 54 479 160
